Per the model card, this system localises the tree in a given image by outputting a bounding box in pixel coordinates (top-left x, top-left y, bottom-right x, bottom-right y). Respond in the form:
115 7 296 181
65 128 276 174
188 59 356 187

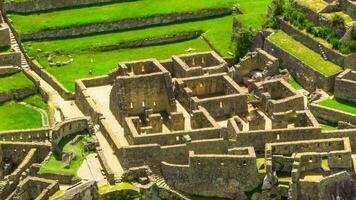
231 28 255 59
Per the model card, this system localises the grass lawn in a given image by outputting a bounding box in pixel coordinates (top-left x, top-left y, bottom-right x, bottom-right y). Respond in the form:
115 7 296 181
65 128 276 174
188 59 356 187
235 0 272 30
0 100 42 130
295 0 328 12
318 98 356 115
289 76 303 90
39 132 92 178
320 123 338 130
98 182 139 194
0 72 35 93
268 31 343 76
256 158 266 173
25 15 233 56
22 94 48 110
33 38 212 92
8 0 237 34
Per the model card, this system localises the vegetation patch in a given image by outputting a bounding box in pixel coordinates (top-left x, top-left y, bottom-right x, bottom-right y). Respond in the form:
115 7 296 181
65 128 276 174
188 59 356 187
268 30 343 76
318 98 356 115
0 72 35 93
39 132 93 179
22 94 48 111
0 100 42 130
99 182 139 200
294 0 328 12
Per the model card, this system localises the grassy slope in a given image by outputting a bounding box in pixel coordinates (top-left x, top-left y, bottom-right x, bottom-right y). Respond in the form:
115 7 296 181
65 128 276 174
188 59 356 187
318 99 356 115
268 31 343 76
9 0 237 33
0 100 42 130
39 132 92 177
22 94 48 110
0 72 35 93
35 38 212 92
235 0 272 30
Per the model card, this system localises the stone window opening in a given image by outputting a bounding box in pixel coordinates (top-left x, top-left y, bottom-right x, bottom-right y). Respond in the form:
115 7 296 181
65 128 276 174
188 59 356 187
338 155 342 160
220 101 223 109
276 134 280 141
130 102 134 109
220 162 224 166
176 136 180 141
309 158 313 163
243 161 247 166
141 65 145 73
153 101 156 107
142 101 145 107
200 82 203 87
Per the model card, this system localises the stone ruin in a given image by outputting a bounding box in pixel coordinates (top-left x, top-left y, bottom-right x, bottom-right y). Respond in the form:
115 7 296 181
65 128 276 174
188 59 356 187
335 69 356 103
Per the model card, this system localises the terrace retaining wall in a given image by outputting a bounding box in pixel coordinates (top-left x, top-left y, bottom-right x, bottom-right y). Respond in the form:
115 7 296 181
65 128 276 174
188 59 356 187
0 128 50 142
2 0 129 13
0 87 36 104
18 8 232 41
278 18 356 69
29 60 74 100
0 52 21 66
309 103 356 124
91 31 203 51
263 38 338 92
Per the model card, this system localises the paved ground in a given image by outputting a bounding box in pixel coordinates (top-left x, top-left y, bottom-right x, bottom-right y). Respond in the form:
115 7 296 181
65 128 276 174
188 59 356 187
77 153 106 184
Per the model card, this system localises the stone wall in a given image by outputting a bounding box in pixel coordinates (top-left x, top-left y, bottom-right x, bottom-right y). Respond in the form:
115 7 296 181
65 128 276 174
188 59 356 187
0 52 21 67
0 25 10 48
91 31 202 51
29 60 73 100
0 66 19 76
0 86 36 104
309 102 356 124
264 39 337 92
2 0 122 13
19 8 231 40
51 117 89 145
340 0 356 19
334 69 356 102
0 128 50 142
97 148 115 184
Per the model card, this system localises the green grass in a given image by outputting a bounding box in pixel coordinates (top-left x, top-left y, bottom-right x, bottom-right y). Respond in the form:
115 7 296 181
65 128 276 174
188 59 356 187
318 98 356 115
0 100 42 131
98 182 139 194
22 94 48 110
8 0 237 34
320 123 338 130
235 0 272 30
0 72 35 93
32 38 212 92
295 0 328 12
289 76 303 90
39 132 92 178
256 158 266 173
322 12 354 25
25 15 233 56
268 31 343 76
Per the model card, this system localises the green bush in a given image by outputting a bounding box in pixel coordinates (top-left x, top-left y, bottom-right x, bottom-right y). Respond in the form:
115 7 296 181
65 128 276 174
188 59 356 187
346 40 356 51
231 27 255 58
332 14 345 26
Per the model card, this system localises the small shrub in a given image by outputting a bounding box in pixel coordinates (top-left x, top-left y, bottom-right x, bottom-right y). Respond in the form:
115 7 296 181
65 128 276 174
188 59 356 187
271 0 285 16
339 44 350 54
346 40 356 51
329 37 341 49
332 14 345 26
231 28 255 58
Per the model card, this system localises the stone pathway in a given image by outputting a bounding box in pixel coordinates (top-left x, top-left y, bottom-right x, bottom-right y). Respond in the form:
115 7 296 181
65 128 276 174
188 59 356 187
77 153 106 184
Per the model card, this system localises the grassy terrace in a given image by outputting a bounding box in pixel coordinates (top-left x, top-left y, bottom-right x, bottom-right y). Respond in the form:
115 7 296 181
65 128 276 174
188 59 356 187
268 31 343 76
322 12 355 25
0 72 35 93
235 0 271 30
318 98 356 115
8 0 237 34
30 38 212 92
0 98 43 131
39 132 92 179
294 0 328 12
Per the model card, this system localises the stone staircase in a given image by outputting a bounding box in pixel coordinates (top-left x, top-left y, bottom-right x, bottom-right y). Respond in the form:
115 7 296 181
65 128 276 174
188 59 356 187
318 44 328 61
150 173 191 200
9 30 29 69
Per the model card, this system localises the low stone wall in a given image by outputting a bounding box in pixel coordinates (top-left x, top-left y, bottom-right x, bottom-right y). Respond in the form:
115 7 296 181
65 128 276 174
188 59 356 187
0 25 10 48
0 87 36 104
340 0 356 19
3 0 124 13
97 149 115 184
51 117 89 145
277 18 355 69
19 8 231 40
91 31 203 51
0 66 20 76
0 127 50 142
29 60 74 100
0 52 21 66
334 69 356 102
36 172 78 185
264 38 337 92
309 103 356 124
